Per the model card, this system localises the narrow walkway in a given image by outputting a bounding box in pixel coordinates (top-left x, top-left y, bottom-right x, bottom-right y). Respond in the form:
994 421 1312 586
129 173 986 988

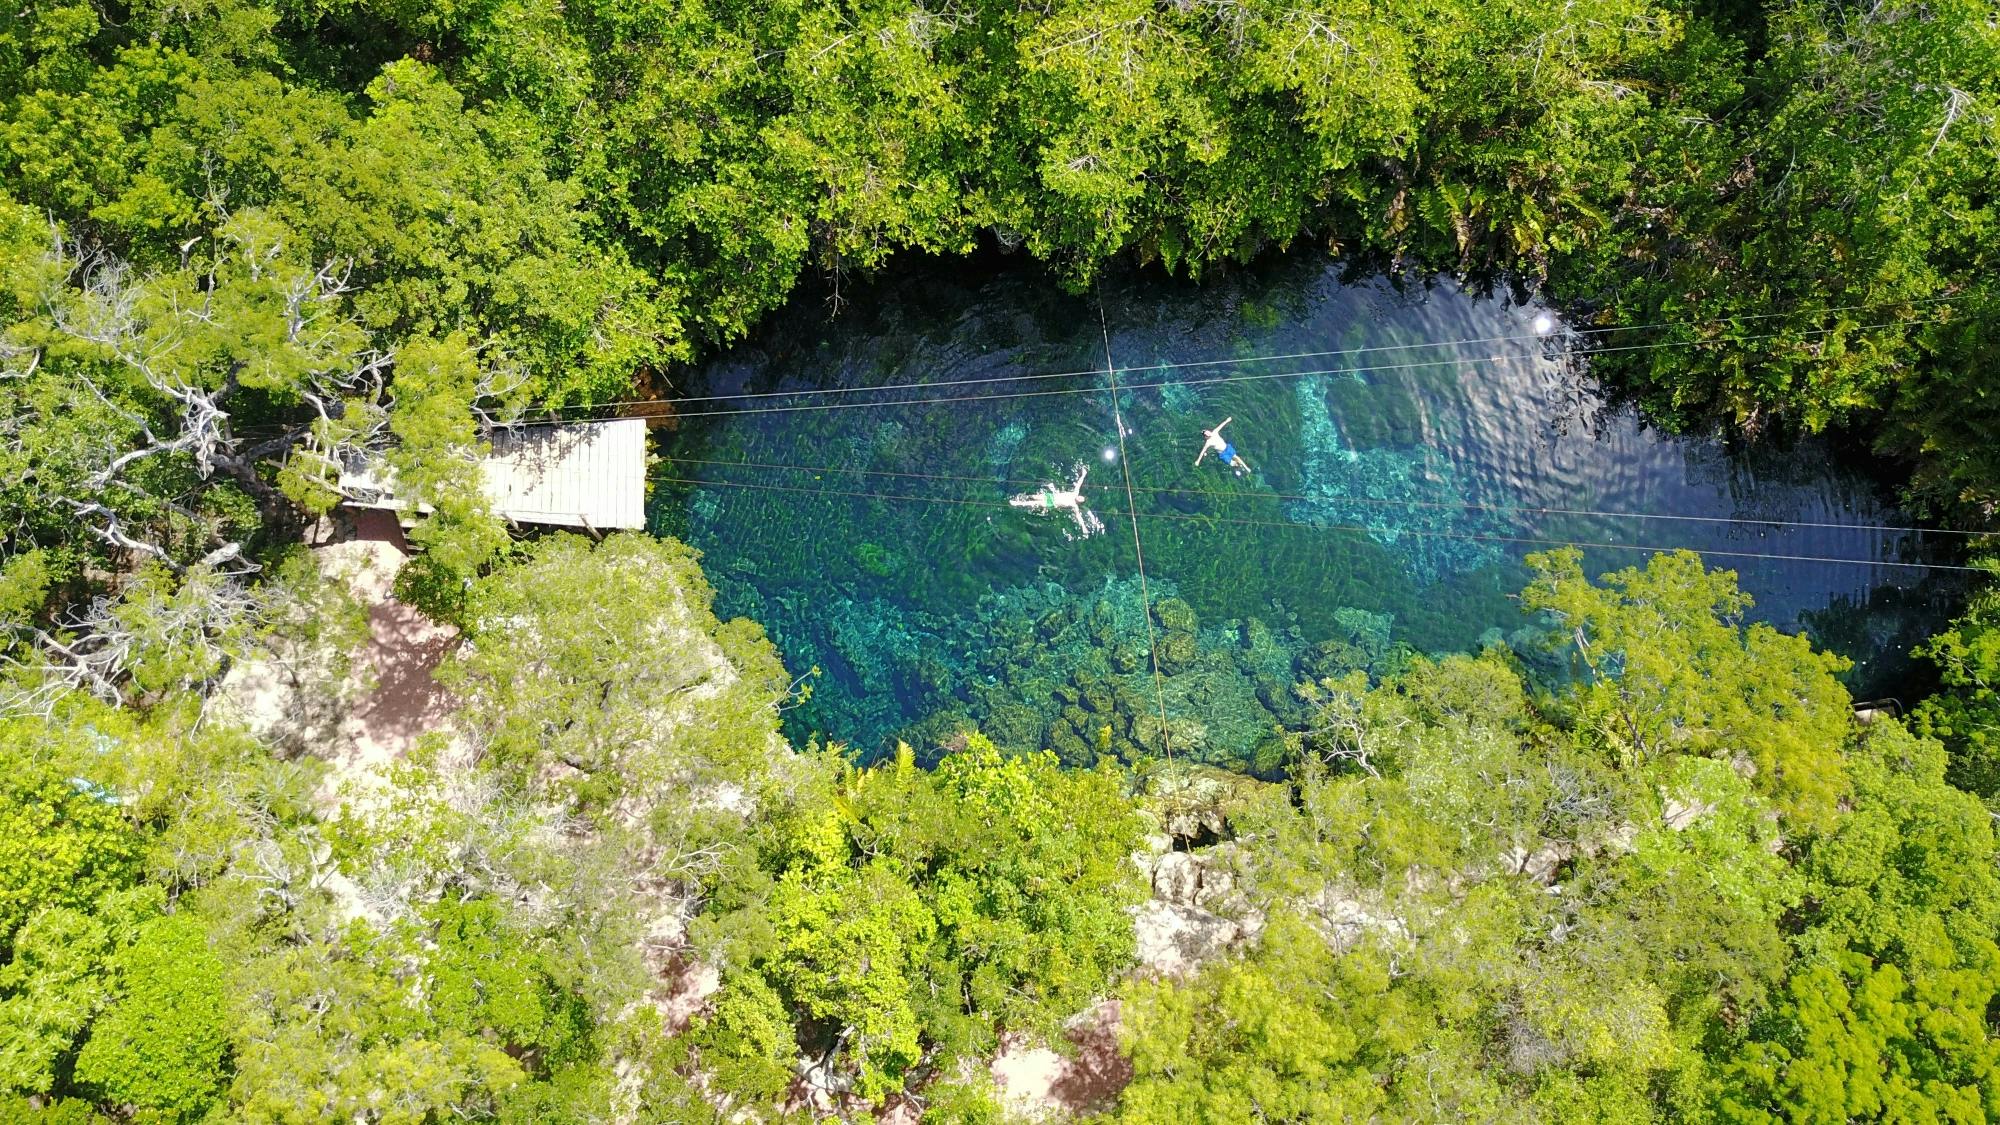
217 509 459 779
328 509 460 772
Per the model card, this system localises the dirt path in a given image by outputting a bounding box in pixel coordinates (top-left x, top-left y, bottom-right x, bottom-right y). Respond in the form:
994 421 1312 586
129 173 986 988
324 509 460 773
218 509 459 781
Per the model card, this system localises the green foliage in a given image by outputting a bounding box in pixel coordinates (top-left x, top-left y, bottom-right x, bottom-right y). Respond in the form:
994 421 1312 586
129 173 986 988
697 738 1145 1105
699 973 797 1106
1118 916 1411 1121
0 887 161 1097
427 898 595 1074
383 334 515 625
0 199 378 582
1723 953 2000 1123
221 928 530 1123
1117 556 1986 1121
442 532 788 813
219 757 626 1123
73 913 230 1121
0 548 56 627
1914 570 2000 799
0 726 143 951
1525 548 1855 826
0 1096 111 1124
5 2 2000 1121
1720 722 2000 1121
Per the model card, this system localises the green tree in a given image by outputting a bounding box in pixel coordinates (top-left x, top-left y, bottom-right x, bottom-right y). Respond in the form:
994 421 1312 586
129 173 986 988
1913 569 2000 800
0 723 142 951
0 888 161 1098
73 913 230 1121
442 532 791 815
1117 916 1409 1122
697 738 1145 1106
1524 548 1855 826
1720 722 2000 1121
426 898 595 1075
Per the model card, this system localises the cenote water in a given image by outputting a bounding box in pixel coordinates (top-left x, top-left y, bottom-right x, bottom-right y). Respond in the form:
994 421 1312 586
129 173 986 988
650 255 1964 768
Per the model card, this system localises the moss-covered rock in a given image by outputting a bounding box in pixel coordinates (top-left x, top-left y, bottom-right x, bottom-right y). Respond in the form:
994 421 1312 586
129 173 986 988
1158 630 1200 675
1112 686 1151 725
1256 678 1304 725
1131 713 1210 758
983 700 1046 752
1248 732 1294 776
1300 638 1370 681
854 542 898 577
897 709 980 764
1154 597 1198 635
1048 724 1094 767
1078 677 1116 715
1142 764 1276 843
911 657 955 697
1088 601 1118 646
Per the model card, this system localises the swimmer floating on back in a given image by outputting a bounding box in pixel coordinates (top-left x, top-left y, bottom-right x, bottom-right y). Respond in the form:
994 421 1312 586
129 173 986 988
1009 465 1105 539
1196 417 1250 475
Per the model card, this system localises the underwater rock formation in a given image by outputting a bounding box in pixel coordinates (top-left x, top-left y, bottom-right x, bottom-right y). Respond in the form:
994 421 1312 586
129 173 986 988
903 577 1332 770
1157 378 1205 418
1283 373 1505 584
716 547 1433 770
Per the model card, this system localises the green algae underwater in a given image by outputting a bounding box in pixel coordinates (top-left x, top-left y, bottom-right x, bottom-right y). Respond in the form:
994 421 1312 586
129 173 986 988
650 254 1963 768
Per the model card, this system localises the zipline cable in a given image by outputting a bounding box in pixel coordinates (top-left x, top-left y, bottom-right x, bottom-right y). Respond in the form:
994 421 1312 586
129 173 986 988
659 454 1996 539
521 292 1970 414
516 317 1939 424
649 473 1991 574
1098 295 1174 762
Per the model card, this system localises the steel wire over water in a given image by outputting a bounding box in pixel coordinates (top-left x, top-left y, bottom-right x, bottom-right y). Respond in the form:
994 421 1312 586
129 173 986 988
649 256 1970 765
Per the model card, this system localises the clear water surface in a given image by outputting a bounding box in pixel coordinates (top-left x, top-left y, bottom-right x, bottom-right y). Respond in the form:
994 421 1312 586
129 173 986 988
650 255 1963 767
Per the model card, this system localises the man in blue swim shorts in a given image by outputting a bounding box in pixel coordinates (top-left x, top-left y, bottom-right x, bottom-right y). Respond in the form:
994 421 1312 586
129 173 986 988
1196 416 1251 475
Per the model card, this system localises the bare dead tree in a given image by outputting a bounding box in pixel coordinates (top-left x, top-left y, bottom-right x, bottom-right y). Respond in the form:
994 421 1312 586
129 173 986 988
1300 676 1398 778
31 237 396 562
0 557 258 719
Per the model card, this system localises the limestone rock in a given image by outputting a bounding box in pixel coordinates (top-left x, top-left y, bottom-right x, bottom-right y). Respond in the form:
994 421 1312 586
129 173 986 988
1130 900 1246 976
1662 795 1716 832
1151 851 1201 905
1143 764 1270 843
1304 887 1408 952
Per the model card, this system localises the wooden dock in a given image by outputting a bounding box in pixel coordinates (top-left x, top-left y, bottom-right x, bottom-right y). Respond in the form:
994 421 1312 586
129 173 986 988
339 418 649 532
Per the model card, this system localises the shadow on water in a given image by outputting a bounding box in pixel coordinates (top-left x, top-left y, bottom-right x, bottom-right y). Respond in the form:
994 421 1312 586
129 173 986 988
650 253 1967 765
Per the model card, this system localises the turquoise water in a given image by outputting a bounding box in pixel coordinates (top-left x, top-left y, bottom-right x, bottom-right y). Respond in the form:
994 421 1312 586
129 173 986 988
651 256 1962 766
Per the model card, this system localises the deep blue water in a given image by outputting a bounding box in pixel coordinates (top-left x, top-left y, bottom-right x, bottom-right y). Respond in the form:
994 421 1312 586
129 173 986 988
650 256 1963 766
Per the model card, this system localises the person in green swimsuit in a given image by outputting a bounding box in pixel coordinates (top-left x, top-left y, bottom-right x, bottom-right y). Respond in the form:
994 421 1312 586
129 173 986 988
1008 465 1103 538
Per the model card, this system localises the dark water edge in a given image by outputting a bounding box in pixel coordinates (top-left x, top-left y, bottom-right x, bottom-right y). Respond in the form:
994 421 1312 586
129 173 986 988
650 251 1967 765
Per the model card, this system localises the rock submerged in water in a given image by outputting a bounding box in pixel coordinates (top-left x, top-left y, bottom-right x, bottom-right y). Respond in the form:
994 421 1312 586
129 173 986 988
1078 678 1116 715
879 575 1402 770
1153 597 1198 635
982 699 1046 752
1130 713 1209 758
1047 722 1094 767
1036 608 1069 639
1156 630 1199 675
